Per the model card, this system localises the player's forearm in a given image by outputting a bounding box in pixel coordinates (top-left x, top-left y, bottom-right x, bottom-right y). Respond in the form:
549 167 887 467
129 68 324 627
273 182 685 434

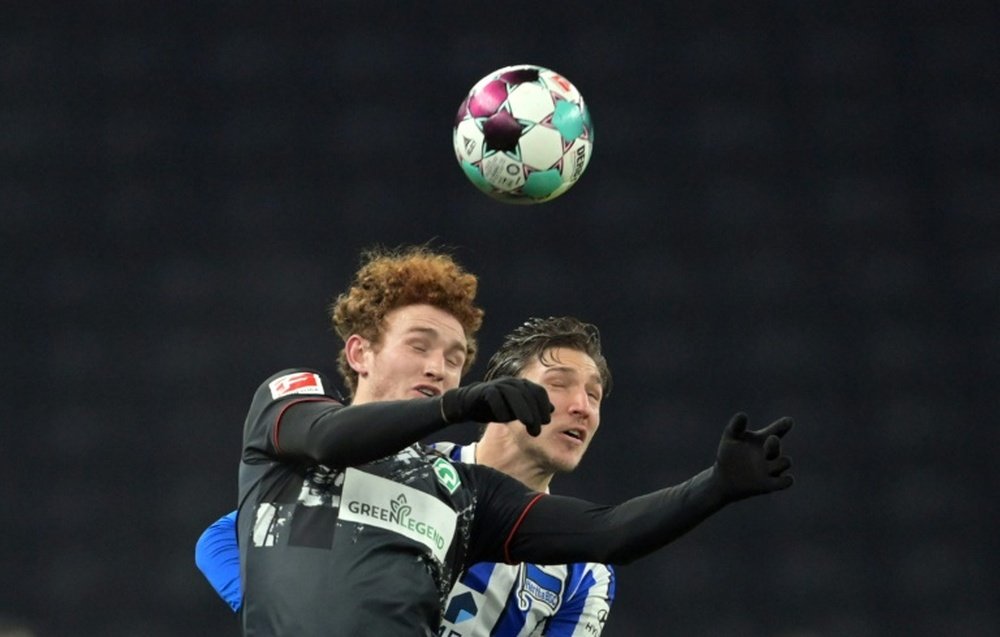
275 398 449 467
508 468 728 565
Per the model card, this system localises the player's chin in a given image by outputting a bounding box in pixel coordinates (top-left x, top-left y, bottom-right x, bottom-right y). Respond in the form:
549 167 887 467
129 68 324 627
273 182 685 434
548 453 583 474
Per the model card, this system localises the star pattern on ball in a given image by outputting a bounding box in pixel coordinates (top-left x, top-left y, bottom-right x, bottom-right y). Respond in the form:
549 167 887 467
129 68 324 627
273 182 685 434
481 110 525 154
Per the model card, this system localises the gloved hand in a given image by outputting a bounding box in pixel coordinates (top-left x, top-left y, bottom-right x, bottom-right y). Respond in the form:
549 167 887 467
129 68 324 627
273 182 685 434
441 378 553 435
713 412 794 501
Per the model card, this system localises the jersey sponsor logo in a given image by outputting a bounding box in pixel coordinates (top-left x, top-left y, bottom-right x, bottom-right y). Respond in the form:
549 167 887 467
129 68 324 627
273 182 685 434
517 564 562 611
268 371 324 399
433 457 461 494
339 467 457 563
585 608 609 635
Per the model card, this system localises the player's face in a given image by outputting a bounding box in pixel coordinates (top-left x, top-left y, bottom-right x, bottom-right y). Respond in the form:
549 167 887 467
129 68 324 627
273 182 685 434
357 304 468 403
512 347 603 474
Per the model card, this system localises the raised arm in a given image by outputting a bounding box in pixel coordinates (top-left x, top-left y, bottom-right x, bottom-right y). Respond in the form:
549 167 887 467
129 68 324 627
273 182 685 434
247 370 553 468
506 413 794 565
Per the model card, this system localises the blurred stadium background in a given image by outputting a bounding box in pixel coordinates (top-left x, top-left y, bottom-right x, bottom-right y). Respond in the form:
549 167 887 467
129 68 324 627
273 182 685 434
2 2 997 635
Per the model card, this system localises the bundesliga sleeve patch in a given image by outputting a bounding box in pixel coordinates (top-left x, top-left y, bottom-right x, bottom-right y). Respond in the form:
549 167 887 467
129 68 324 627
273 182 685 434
269 371 325 400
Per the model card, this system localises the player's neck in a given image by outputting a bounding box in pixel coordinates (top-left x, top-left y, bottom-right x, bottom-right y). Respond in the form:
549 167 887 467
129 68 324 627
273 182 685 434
475 435 554 492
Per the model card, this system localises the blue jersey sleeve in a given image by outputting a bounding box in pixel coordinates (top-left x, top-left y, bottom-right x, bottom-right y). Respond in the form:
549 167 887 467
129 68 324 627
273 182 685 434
194 511 242 612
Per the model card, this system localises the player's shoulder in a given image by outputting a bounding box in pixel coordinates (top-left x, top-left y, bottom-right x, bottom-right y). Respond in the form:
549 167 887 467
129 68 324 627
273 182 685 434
426 441 472 463
583 561 614 578
561 560 615 603
427 440 457 456
570 560 615 586
255 368 344 404
243 369 344 433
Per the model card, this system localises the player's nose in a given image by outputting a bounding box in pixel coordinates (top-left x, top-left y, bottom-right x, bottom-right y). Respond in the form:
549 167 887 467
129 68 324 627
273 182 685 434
423 352 445 380
568 387 595 418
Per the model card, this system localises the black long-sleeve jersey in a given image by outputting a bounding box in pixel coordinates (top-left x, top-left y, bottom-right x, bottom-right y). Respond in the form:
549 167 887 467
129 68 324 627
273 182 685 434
237 369 728 637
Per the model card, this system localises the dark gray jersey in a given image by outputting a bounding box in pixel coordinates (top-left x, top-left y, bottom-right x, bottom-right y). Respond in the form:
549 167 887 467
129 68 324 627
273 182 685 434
237 369 539 637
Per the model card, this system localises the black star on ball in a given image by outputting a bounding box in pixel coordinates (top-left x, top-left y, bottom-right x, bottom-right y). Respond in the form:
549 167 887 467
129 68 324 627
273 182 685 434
482 110 524 153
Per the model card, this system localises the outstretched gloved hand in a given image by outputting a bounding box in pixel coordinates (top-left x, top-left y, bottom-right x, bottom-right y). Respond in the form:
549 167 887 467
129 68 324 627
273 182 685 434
713 412 794 501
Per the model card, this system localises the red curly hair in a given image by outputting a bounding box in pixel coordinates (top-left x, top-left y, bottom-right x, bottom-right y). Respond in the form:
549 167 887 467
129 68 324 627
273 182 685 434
330 245 484 397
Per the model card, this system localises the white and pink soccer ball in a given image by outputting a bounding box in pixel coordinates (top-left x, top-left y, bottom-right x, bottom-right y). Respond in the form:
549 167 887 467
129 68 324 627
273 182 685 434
453 64 594 204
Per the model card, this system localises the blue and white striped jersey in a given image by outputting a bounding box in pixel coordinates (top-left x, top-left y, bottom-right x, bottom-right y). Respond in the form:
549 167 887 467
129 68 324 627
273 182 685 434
433 442 615 637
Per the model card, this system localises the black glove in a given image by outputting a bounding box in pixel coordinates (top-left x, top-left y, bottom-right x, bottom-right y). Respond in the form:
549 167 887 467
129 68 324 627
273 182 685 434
441 378 553 435
713 412 794 501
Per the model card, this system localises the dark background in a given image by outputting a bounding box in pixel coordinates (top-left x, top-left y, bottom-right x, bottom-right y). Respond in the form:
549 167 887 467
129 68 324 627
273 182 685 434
3 2 997 636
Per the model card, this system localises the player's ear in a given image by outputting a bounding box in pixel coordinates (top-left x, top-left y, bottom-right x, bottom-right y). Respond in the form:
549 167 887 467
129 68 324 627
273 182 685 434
344 334 371 374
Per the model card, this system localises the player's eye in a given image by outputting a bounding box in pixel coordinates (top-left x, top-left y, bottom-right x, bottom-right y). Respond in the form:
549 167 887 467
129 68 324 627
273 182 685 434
586 384 603 401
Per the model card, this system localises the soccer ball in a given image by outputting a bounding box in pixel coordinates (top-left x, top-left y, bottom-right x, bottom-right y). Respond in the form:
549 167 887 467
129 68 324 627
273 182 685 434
453 64 594 204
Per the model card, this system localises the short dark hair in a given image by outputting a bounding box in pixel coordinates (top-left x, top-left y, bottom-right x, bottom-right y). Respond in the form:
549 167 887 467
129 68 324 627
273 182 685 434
484 316 612 397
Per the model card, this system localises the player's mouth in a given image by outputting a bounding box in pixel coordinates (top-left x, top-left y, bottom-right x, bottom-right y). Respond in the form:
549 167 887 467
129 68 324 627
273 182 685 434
560 428 586 444
413 385 441 397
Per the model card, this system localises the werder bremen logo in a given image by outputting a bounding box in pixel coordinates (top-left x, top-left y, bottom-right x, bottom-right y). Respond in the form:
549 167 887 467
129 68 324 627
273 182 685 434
433 457 461 494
